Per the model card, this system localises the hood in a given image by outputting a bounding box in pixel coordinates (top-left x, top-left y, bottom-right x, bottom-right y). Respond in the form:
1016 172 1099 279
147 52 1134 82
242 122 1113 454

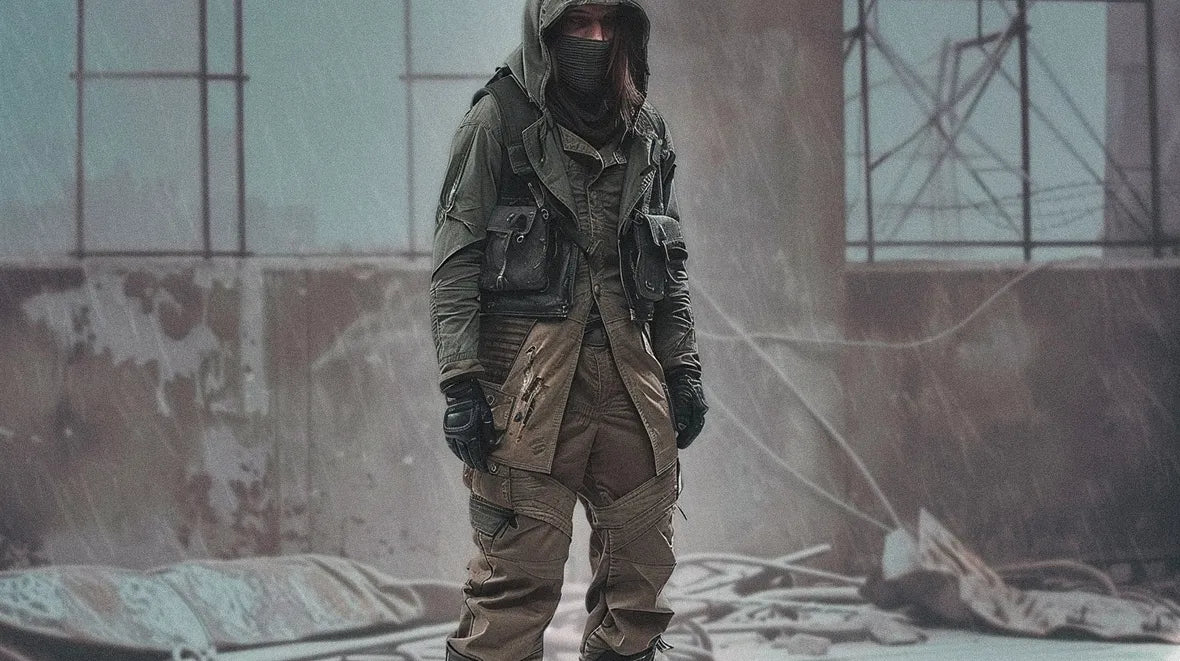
506 0 651 110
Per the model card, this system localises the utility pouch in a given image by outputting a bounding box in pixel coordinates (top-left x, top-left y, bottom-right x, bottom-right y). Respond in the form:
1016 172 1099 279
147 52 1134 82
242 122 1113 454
625 212 688 303
479 206 551 292
480 206 578 319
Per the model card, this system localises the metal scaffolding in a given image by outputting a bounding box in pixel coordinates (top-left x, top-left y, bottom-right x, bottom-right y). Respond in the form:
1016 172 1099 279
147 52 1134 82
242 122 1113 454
69 0 489 259
71 0 250 259
845 0 1167 262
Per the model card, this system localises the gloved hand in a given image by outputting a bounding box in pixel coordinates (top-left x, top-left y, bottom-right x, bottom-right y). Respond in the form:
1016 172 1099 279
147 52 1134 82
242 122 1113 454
443 379 499 472
666 367 707 449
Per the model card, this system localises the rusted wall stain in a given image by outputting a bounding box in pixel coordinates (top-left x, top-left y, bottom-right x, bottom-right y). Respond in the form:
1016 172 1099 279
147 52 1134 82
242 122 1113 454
0 262 280 569
840 266 1180 571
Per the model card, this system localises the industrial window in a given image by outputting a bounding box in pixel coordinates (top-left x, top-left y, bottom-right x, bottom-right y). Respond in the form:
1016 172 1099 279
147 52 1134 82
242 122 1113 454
844 0 1172 263
0 1 523 258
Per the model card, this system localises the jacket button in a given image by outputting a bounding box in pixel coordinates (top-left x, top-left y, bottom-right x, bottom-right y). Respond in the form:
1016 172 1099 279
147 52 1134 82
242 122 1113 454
593 284 602 296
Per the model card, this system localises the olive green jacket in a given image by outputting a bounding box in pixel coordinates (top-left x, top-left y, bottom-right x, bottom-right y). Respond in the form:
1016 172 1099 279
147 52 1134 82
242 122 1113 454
429 0 700 476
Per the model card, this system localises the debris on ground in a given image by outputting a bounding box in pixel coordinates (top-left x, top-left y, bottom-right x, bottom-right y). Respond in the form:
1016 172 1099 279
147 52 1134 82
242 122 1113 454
0 522 1177 661
861 509 1180 645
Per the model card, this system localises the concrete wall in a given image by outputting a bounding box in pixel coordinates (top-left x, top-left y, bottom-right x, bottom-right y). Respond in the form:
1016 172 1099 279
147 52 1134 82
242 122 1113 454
0 260 471 575
2 0 1179 584
0 1 851 576
840 262 1180 572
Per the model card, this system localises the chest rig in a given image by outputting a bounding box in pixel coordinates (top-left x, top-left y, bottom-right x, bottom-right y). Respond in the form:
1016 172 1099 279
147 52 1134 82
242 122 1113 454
473 70 685 322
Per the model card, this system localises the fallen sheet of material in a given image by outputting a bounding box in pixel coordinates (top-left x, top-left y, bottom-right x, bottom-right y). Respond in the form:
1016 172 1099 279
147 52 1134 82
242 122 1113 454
1 525 1176 661
0 554 445 660
862 509 1180 644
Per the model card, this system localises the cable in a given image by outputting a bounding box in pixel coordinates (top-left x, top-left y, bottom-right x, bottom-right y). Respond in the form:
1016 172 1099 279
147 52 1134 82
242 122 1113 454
693 281 903 530
702 385 892 534
677 552 866 587
698 260 1058 352
996 559 1119 598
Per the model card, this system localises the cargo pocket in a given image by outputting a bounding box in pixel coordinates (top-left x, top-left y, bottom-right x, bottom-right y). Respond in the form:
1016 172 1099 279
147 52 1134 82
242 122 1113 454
479 205 551 293
469 493 517 539
468 465 514 538
625 213 688 303
468 466 570 581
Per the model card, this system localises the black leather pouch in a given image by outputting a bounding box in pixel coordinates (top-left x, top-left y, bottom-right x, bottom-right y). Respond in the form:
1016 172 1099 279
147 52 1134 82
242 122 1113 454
626 212 688 302
479 206 550 292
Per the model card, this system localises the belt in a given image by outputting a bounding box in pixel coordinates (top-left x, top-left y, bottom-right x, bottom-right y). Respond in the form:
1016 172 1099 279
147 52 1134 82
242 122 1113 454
583 319 608 347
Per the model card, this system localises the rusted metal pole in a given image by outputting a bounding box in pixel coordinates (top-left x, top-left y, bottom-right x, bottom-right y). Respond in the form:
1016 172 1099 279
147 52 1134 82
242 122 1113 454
1146 0 1162 257
1017 0 1032 261
858 0 876 263
199 0 212 259
74 0 86 258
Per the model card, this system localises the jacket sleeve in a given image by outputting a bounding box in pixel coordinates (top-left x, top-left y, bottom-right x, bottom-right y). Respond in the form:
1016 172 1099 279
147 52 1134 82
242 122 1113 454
650 130 703 379
430 96 504 391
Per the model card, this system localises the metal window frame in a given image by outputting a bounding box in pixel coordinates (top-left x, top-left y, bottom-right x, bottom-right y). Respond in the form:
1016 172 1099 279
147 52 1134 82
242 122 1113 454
399 0 489 259
70 0 496 260
71 0 250 259
848 0 1163 263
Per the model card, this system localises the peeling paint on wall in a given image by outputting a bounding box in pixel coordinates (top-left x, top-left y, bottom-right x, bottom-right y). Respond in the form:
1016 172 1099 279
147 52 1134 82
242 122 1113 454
21 269 219 417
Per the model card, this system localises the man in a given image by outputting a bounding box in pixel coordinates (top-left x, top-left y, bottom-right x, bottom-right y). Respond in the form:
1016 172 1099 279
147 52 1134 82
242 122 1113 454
429 1 707 659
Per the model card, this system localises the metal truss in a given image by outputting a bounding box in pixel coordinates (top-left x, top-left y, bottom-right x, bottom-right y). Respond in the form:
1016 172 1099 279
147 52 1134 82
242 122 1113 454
846 0 1165 262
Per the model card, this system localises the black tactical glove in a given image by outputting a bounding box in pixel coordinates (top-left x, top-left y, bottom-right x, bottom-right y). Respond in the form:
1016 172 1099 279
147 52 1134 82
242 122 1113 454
666 367 707 449
442 379 499 472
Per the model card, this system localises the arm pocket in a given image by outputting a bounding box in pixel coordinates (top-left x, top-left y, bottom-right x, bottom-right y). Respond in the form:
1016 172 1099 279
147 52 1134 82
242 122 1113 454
627 213 688 303
479 206 551 293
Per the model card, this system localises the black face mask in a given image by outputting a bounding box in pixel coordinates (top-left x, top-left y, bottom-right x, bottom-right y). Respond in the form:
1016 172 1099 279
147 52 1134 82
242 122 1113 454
554 35 612 99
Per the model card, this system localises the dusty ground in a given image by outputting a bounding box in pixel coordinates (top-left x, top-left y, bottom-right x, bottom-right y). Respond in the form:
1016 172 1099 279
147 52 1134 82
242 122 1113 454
710 629 1180 661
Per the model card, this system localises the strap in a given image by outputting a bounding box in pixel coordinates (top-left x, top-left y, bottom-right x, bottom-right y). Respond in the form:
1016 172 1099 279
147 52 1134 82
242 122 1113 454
476 72 594 255
555 215 592 255
644 106 671 214
481 73 542 205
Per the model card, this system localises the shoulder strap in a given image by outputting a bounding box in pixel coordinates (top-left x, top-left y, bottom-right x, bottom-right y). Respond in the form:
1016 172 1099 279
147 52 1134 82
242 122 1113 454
641 105 673 215
474 71 541 205
473 71 592 254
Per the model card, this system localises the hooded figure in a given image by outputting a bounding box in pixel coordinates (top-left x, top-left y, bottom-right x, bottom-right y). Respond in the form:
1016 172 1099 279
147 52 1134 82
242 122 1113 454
430 2 707 659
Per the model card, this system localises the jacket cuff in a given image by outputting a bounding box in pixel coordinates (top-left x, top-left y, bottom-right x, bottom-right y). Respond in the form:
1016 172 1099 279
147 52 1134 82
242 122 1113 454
658 354 702 381
439 356 485 392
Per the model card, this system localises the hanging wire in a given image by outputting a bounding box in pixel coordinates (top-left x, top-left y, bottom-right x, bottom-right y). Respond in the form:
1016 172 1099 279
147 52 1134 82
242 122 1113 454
703 386 893 533
697 260 1059 352
692 282 903 530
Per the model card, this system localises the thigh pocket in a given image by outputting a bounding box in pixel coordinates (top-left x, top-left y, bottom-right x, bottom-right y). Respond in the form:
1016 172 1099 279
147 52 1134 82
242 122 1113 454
470 493 517 539
468 467 571 580
490 515 570 581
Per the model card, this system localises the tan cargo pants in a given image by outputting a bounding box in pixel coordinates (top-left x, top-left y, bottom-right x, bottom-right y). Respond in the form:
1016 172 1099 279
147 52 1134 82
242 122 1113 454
447 326 678 661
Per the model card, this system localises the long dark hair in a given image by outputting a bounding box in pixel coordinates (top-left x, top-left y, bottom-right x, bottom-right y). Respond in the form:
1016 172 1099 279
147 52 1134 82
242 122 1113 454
608 7 646 124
